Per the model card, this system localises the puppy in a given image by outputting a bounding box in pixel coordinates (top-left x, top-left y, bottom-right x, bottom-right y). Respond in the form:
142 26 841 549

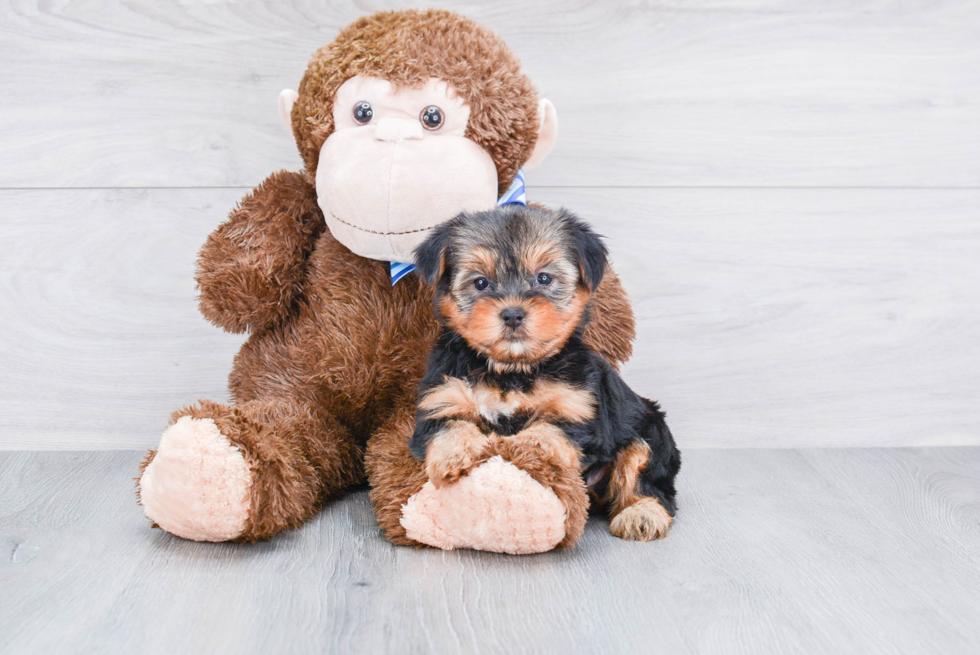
409 205 681 542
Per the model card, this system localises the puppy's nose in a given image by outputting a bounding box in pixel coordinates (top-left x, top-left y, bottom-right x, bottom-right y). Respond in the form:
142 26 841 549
500 307 526 329
374 117 423 143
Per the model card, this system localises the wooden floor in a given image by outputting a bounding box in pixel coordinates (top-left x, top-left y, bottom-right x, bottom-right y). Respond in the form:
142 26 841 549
2 448 980 654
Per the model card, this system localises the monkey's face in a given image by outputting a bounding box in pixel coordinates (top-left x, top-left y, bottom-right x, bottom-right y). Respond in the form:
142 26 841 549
316 76 499 262
415 206 608 370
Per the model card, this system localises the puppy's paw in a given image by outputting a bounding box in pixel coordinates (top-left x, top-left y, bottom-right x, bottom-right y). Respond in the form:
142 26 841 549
610 497 673 542
495 422 581 473
425 422 491 488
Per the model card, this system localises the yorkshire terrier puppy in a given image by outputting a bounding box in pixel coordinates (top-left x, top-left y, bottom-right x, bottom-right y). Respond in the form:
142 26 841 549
410 205 681 542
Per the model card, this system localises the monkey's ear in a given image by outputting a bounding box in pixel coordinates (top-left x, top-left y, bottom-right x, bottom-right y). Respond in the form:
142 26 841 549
413 221 456 285
563 210 607 292
523 99 558 171
278 89 299 136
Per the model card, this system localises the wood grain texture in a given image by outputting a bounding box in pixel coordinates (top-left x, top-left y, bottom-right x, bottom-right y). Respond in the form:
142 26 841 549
0 189 246 449
541 187 980 449
2 187 977 450
1 0 978 189
2 448 980 654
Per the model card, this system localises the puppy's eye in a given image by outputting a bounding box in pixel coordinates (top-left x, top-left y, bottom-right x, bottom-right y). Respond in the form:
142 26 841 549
352 101 374 125
420 106 444 130
473 277 490 291
536 272 554 286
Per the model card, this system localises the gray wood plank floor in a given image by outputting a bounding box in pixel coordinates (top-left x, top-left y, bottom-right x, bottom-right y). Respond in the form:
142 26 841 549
2 448 979 654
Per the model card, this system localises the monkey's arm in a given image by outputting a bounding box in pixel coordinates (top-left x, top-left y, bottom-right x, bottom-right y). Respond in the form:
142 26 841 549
196 170 325 333
582 265 636 369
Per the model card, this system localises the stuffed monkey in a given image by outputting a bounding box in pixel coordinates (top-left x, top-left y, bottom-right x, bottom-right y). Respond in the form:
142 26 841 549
136 9 635 554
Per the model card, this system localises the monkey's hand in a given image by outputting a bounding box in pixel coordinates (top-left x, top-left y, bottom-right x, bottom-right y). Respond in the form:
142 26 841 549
425 421 492 489
196 170 325 333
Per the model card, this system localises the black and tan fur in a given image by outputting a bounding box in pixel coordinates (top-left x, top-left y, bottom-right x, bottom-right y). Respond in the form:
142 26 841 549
410 205 681 541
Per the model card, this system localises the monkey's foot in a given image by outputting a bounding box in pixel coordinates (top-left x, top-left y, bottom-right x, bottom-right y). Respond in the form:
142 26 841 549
138 416 252 542
400 456 567 555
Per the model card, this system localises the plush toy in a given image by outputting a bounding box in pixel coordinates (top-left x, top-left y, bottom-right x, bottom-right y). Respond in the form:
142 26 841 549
136 9 635 554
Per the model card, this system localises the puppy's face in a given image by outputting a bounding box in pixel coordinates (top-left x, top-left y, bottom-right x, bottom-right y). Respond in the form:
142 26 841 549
414 206 607 369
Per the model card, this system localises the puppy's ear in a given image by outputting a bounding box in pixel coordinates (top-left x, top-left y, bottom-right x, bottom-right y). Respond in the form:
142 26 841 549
413 219 457 285
562 209 607 292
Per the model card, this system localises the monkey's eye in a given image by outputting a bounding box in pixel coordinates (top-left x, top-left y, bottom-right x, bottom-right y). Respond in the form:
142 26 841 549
473 277 490 291
420 106 444 130
352 101 374 125
536 272 554 286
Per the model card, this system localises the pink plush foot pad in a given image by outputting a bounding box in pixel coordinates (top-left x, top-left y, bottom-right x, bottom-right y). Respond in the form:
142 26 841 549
139 416 252 542
400 455 567 554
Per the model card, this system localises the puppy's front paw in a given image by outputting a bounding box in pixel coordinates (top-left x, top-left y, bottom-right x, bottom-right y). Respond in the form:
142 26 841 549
610 498 673 542
425 422 491 488
494 422 581 474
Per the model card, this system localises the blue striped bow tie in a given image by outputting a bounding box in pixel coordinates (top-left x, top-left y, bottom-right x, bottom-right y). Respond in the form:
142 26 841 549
389 168 527 285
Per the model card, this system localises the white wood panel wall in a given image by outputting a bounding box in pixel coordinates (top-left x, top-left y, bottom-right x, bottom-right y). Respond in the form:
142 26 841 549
1 0 977 449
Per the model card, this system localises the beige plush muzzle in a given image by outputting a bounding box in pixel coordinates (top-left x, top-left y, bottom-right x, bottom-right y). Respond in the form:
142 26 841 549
317 128 497 261
315 75 499 262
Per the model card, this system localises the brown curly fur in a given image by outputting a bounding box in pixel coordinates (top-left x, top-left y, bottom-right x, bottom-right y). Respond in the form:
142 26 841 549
138 9 637 547
197 171 325 334
365 402 431 547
